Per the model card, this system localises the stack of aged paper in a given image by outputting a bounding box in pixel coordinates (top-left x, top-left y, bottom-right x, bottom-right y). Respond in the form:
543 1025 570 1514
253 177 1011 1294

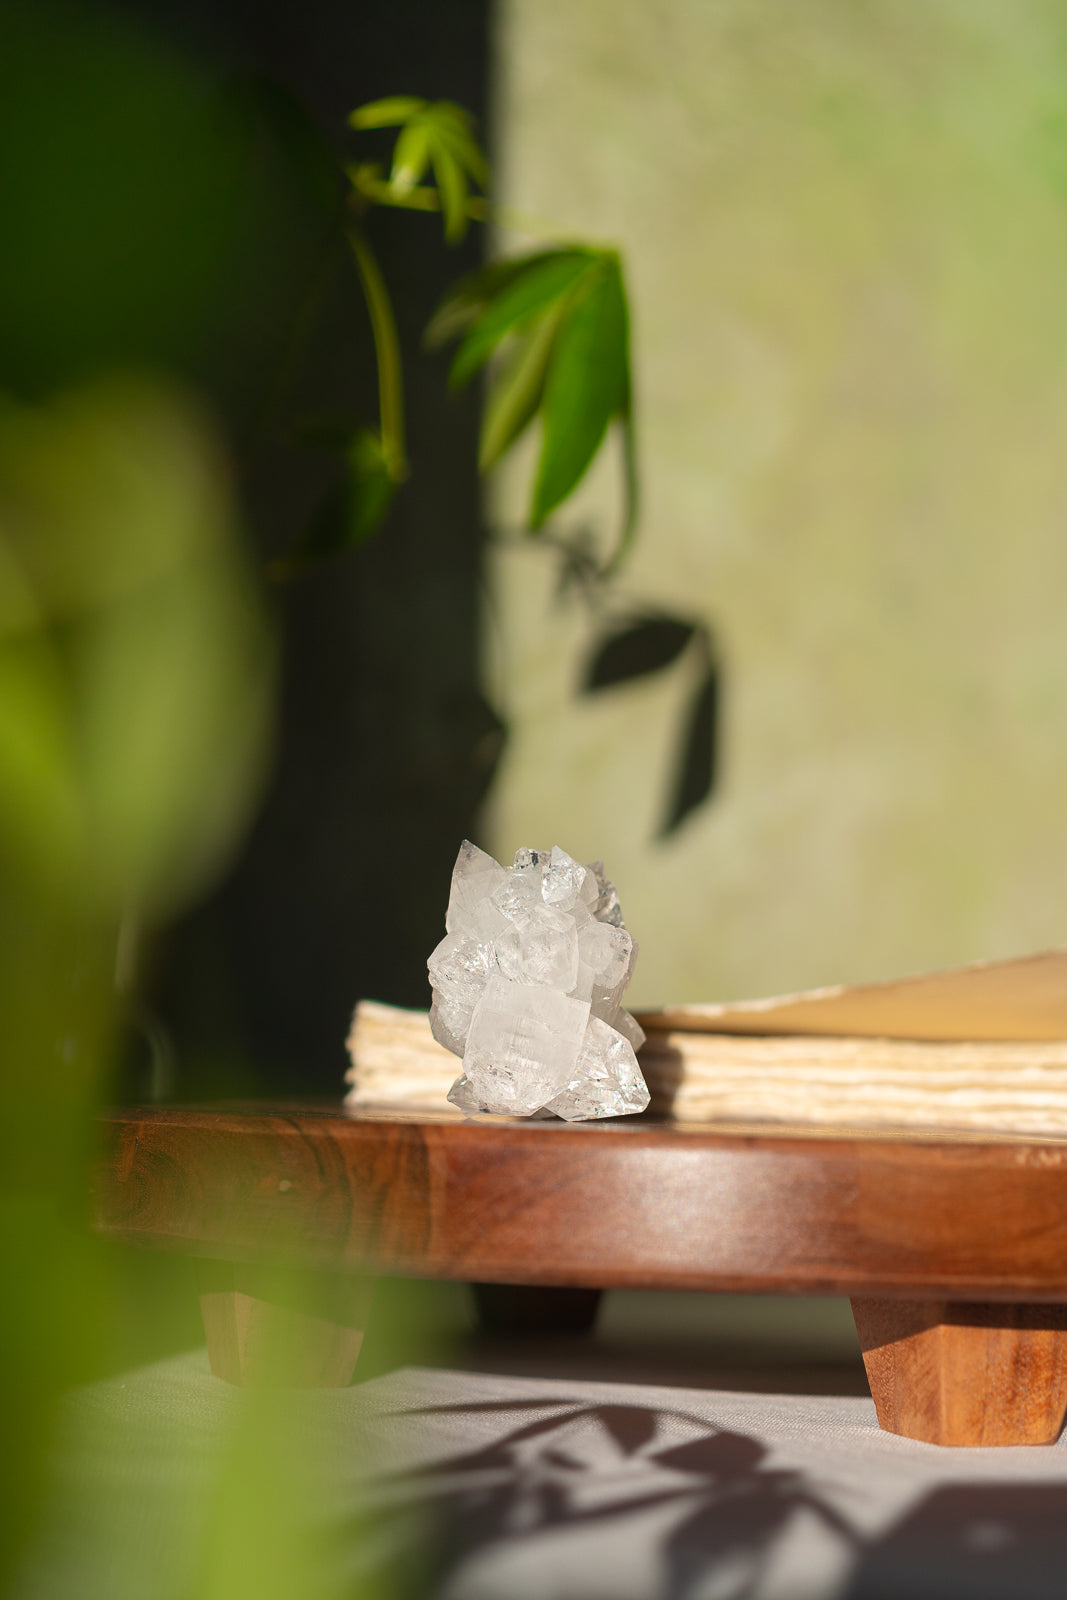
345 948 1067 1135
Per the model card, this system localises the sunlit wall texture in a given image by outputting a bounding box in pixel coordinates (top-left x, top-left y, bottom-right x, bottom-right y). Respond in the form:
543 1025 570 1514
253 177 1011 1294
486 0 1067 1008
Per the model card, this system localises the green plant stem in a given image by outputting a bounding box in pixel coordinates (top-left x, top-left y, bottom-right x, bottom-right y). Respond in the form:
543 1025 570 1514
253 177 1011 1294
603 414 639 579
345 223 407 480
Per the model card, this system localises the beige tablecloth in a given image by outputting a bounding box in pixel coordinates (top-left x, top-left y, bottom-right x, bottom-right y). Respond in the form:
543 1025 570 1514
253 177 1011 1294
15 1348 1067 1599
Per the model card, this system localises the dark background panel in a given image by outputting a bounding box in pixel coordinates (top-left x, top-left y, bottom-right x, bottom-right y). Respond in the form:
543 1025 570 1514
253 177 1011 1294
103 0 497 1095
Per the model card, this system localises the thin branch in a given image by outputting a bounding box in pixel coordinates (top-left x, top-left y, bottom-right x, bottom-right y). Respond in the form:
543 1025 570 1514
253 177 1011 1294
345 222 408 481
601 414 639 580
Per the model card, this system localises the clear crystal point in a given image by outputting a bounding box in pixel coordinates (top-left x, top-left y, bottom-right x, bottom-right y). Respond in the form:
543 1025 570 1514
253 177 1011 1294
542 845 587 908
428 843 648 1120
543 1017 650 1120
446 1073 482 1114
445 840 510 937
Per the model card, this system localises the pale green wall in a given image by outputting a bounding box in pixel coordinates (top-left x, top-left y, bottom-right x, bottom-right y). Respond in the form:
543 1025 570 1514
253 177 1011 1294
485 0 1067 1009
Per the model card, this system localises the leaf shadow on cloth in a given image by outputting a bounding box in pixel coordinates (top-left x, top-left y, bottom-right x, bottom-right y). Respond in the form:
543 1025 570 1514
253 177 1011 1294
345 1396 862 1599
843 1483 1067 1600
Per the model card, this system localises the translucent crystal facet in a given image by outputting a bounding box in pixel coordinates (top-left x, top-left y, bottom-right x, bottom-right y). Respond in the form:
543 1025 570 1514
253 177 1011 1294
544 1016 650 1121
430 842 650 1120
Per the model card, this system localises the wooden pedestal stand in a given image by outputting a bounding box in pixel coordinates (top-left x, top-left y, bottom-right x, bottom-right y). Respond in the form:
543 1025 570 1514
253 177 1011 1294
194 1260 376 1388
94 1104 1067 1445
851 1298 1067 1446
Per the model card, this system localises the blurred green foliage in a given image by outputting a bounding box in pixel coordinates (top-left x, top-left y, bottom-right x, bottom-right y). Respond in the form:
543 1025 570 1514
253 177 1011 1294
284 96 640 577
294 93 718 830
0 2 509 1593
0 1 694 1590
337 97 722 831
349 97 489 243
0 379 277 1592
0 379 273 918
0 376 277 1595
0 4 266 393
431 247 634 550
0 3 292 1592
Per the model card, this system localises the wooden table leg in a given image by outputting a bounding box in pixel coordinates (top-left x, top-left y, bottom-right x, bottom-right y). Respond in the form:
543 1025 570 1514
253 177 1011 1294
196 1261 376 1388
471 1284 603 1335
851 1298 1067 1446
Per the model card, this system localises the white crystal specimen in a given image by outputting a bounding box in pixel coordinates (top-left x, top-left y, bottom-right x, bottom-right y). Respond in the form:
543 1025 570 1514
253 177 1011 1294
428 842 649 1120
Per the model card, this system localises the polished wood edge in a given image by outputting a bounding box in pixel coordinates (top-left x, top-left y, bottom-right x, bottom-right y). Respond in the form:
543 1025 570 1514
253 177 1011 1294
93 1225 1067 1303
96 1101 1067 1159
94 1102 1067 1300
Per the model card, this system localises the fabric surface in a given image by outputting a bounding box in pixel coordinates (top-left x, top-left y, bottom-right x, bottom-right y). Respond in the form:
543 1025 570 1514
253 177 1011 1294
15 1348 1067 1599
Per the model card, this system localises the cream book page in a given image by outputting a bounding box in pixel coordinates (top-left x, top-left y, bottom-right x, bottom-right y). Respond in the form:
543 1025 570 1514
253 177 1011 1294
637 947 1067 1042
347 950 1067 1134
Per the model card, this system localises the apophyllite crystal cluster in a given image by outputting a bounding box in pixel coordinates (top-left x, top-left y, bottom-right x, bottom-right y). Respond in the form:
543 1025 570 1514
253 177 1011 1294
427 841 650 1120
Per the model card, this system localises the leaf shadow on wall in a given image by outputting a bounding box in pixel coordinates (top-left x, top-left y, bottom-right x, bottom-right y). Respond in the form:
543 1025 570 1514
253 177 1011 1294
581 608 721 839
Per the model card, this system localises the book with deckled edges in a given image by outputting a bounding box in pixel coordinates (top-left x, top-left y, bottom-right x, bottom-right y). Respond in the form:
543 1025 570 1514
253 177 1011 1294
344 947 1067 1137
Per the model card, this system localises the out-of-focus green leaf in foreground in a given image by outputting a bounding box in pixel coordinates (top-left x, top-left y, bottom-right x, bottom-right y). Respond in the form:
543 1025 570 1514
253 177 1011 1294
193 1391 400 1600
0 0 275 395
0 377 275 919
0 375 276 1597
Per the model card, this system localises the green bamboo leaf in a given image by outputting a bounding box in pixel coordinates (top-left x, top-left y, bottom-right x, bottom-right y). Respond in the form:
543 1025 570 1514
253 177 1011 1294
345 225 406 479
478 305 562 471
609 408 639 573
430 144 469 243
428 100 476 132
531 256 629 527
348 96 427 130
390 122 431 192
432 113 489 189
271 429 396 578
450 251 595 388
344 428 397 542
425 254 559 348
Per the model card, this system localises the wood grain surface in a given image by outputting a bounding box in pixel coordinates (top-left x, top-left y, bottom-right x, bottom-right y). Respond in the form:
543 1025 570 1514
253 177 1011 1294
196 1260 375 1387
94 1103 1067 1301
852 1298 1067 1446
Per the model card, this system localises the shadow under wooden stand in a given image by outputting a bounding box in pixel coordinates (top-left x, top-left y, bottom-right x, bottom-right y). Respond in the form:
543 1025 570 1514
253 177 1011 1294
471 1283 603 1336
